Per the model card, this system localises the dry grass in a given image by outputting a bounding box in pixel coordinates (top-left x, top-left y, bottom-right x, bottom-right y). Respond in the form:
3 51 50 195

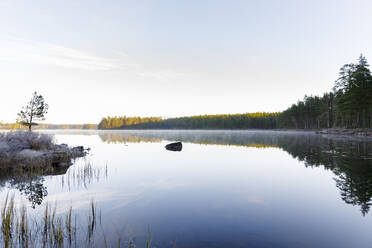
0 131 86 173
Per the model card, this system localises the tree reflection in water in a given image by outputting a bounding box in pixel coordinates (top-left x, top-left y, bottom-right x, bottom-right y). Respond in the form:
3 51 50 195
0 168 64 208
1 131 371 215
0 162 104 208
99 131 372 215
9 175 47 208
276 134 372 216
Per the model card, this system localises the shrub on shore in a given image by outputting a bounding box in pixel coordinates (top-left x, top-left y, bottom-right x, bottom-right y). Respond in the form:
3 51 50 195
0 131 87 171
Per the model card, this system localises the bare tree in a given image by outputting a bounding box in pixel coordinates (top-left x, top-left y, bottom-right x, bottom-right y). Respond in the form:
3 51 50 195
17 92 49 131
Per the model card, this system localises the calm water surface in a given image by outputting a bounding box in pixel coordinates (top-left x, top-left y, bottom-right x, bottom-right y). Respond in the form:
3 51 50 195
1 130 372 248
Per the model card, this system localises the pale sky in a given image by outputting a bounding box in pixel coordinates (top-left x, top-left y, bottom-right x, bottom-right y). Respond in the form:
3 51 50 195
0 0 371 124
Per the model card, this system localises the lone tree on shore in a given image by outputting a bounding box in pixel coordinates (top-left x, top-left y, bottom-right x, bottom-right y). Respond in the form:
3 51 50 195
17 92 49 130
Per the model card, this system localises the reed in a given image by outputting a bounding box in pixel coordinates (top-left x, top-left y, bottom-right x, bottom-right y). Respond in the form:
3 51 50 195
87 200 96 242
19 205 29 248
65 207 72 246
1 194 15 248
146 231 151 248
1 197 160 248
61 161 103 190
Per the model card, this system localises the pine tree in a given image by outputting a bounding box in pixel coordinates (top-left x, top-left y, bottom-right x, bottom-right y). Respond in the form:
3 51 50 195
17 92 49 131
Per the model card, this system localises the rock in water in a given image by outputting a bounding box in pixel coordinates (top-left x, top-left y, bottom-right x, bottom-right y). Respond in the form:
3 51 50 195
165 142 182 151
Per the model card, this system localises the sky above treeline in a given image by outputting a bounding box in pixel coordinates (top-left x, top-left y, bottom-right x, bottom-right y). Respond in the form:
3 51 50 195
0 0 371 124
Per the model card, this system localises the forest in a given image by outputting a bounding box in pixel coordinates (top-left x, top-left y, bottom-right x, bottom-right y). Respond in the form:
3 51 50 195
98 113 279 130
1 56 370 131
99 55 372 130
277 55 372 129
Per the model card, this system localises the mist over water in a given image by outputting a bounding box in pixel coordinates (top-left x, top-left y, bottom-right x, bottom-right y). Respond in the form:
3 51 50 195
1 130 372 248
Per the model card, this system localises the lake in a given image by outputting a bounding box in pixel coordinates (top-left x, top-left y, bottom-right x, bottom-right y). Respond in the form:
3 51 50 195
1 130 372 248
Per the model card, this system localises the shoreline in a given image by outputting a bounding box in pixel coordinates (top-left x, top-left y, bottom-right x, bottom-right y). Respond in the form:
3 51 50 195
0 131 88 172
1 128 372 137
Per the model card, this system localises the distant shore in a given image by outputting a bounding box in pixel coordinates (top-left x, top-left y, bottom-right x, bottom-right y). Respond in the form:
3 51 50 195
2 128 372 137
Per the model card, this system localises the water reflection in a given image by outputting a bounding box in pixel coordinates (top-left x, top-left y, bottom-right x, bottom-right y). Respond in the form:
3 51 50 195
98 131 372 215
0 161 105 208
99 132 162 144
275 134 372 215
61 162 106 191
98 130 280 148
1 130 372 247
0 169 65 208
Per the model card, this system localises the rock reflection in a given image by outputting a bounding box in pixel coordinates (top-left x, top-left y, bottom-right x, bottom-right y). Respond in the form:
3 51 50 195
98 131 280 148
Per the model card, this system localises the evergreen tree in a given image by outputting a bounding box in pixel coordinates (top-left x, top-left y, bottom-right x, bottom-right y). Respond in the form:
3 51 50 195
17 92 49 131
333 55 372 127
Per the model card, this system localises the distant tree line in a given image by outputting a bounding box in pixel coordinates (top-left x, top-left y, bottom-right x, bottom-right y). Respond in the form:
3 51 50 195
98 55 371 130
0 123 97 130
2 56 369 131
277 55 372 129
38 123 98 129
98 116 163 129
0 122 26 130
98 113 279 130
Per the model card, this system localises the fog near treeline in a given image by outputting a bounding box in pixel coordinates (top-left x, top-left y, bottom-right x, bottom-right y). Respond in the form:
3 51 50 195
3 129 372 216
97 130 372 216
